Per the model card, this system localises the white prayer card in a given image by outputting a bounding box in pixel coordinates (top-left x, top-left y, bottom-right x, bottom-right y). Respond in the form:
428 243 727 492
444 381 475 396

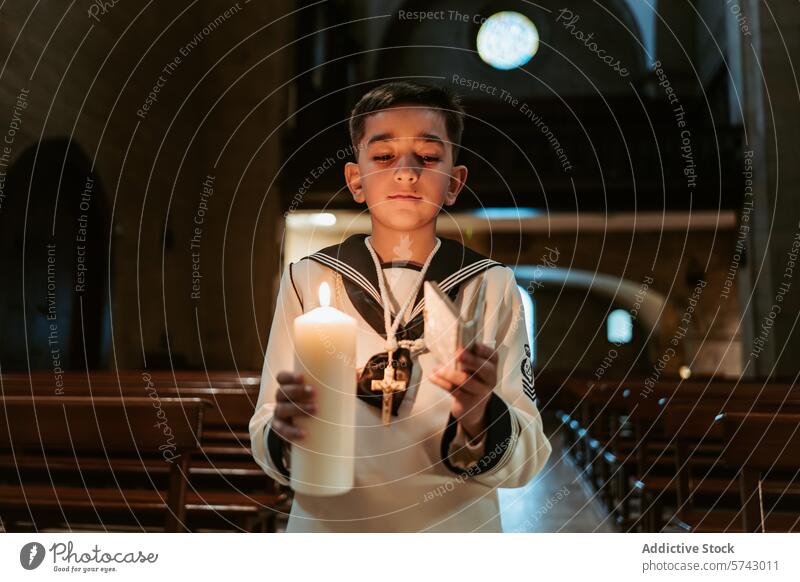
423 277 487 371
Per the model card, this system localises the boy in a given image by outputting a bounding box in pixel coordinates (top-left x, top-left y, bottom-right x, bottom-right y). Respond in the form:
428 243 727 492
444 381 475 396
249 81 551 532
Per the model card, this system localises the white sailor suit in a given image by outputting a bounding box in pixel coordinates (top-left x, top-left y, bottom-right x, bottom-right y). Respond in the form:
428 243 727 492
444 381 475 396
249 234 552 532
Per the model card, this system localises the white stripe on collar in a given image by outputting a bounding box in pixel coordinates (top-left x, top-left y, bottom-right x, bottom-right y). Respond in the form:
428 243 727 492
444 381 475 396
409 259 501 320
306 253 382 304
308 253 502 320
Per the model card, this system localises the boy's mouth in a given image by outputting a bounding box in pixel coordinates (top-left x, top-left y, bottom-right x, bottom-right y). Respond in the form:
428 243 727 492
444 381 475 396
388 192 422 201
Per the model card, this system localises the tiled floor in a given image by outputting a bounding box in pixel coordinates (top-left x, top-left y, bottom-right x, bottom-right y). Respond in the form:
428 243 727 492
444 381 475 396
499 421 618 532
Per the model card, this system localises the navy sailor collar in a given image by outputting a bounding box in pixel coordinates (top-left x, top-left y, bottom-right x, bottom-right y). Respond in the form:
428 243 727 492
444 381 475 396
301 233 503 339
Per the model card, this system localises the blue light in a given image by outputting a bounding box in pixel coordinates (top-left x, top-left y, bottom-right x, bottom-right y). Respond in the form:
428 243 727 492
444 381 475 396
518 285 535 364
477 12 540 70
472 207 541 220
607 309 633 344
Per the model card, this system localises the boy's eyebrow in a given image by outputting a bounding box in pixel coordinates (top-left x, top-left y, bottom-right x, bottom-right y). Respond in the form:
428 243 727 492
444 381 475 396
366 132 445 146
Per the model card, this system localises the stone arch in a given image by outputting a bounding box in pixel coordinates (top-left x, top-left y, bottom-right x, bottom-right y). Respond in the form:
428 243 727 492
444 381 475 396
0 138 111 371
513 265 684 372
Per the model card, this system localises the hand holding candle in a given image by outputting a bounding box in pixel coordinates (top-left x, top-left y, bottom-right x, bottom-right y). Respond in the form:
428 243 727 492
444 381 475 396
272 371 316 442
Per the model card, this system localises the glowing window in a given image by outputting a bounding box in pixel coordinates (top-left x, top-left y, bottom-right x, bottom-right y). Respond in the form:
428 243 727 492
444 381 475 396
518 285 536 363
477 12 540 70
607 309 633 344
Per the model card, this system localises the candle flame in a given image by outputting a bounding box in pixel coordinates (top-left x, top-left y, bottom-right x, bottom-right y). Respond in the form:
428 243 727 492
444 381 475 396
319 282 331 307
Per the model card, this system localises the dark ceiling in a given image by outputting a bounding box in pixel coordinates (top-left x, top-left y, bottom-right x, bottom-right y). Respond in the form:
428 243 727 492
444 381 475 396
279 0 744 213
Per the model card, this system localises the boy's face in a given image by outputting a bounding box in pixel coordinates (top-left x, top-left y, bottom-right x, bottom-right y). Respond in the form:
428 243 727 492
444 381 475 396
344 104 468 234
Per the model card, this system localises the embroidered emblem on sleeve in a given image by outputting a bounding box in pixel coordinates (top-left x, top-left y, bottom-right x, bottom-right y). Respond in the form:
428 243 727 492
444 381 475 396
521 344 535 403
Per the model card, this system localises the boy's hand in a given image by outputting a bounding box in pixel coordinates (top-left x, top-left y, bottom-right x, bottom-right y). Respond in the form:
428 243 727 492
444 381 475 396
272 371 317 443
429 342 498 443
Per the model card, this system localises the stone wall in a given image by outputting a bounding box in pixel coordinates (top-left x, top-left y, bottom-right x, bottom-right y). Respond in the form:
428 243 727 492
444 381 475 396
0 1 293 370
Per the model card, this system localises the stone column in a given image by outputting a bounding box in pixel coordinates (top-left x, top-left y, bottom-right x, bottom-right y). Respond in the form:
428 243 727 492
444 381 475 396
739 0 800 378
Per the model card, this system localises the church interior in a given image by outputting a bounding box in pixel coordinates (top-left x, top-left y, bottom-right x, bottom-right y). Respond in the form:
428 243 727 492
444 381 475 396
1 0 799 533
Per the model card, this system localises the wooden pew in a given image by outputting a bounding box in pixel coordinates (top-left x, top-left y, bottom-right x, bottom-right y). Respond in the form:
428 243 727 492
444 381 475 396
0 396 205 532
2 372 260 446
0 373 289 531
554 378 638 524
624 381 800 531
555 376 800 531
1 370 261 391
719 412 800 532
662 401 800 532
2 380 256 448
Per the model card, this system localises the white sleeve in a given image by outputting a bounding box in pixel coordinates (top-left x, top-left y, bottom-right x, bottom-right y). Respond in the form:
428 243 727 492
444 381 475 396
441 267 552 488
249 262 304 487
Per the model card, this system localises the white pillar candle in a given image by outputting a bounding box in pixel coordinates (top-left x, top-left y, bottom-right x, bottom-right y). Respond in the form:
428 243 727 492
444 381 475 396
291 282 356 496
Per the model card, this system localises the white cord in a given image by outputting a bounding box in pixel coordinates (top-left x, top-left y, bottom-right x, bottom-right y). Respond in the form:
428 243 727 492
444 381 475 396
398 337 426 355
364 236 440 364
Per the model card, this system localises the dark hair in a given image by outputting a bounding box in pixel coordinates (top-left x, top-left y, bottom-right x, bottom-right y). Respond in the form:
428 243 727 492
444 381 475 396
348 81 466 161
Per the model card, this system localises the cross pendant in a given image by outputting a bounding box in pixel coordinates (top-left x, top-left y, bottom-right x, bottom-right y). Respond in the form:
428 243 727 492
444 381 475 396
371 363 407 425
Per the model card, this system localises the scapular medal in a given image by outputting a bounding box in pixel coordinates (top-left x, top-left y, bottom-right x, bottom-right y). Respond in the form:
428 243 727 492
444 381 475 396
357 346 413 423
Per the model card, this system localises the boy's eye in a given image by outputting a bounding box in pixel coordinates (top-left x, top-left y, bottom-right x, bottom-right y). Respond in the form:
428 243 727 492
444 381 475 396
371 154 440 163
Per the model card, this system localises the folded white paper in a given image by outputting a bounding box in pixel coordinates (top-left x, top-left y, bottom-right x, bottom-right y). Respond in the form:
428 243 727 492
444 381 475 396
423 277 487 371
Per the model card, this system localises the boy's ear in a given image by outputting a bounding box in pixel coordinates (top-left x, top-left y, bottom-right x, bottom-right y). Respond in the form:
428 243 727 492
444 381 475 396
344 162 366 203
444 164 468 206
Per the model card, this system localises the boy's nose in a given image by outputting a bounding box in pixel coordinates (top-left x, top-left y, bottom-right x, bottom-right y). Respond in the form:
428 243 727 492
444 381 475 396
393 164 419 184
